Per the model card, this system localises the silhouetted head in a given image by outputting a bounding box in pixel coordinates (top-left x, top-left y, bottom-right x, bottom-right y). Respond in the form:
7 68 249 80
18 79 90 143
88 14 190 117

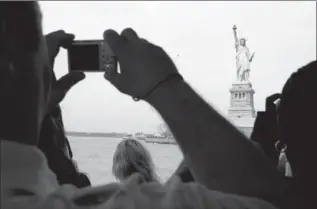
277 61 317 192
0 2 52 144
239 38 246 46
112 139 158 182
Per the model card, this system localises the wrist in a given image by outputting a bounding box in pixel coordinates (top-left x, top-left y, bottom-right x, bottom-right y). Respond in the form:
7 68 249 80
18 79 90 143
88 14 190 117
144 75 185 105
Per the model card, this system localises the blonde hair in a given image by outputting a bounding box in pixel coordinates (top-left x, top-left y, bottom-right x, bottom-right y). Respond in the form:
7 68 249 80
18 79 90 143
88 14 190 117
112 139 158 182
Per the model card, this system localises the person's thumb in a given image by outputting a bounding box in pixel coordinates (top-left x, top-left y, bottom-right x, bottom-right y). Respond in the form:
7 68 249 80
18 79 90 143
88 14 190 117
56 72 85 93
47 72 85 113
266 93 281 113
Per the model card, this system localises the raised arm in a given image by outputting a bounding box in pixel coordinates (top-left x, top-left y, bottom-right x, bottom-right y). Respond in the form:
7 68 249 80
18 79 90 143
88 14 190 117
233 25 239 51
103 28 290 203
146 77 289 196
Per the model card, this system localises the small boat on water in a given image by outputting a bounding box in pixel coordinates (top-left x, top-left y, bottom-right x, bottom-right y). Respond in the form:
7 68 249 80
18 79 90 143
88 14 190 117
122 132 177 145
134 132 147 141
122 134 134 140
145 134 177 145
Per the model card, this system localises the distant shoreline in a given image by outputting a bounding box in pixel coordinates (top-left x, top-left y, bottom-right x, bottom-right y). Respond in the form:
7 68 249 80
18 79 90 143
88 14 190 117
66 131 124 138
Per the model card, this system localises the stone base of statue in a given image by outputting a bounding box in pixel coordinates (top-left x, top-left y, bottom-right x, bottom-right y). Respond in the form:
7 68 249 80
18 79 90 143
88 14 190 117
228 80 256 118
228 80 256 138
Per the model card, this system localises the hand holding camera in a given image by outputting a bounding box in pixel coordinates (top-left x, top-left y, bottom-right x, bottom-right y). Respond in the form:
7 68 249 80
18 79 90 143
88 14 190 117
103 28 180 100
45 30 85 114
265 93 281 114
67 28 180 100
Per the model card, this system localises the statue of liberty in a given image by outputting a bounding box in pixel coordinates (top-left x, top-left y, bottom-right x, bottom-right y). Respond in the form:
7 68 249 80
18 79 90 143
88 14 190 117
233 25 255 82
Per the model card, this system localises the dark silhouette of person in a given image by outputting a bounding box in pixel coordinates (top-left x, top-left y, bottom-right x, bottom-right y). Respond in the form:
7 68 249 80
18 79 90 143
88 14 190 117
277 60 317 208
251 93 281 166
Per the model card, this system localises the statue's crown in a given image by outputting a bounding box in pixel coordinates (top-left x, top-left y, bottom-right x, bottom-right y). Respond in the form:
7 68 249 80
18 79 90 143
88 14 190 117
240 37 247 41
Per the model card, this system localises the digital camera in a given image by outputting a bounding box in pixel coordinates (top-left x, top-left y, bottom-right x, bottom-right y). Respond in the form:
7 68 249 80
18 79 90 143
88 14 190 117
67 40 117 72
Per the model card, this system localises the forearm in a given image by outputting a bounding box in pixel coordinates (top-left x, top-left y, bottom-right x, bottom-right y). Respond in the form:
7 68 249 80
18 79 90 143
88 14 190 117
233 31 238 42
146 78 289 196
233 32 239 46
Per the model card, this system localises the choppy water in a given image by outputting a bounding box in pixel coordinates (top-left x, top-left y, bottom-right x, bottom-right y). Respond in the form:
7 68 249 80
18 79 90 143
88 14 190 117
69 136 183 186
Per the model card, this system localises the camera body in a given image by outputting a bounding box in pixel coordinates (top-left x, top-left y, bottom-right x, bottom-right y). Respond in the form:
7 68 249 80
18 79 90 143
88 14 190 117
67 40 117 72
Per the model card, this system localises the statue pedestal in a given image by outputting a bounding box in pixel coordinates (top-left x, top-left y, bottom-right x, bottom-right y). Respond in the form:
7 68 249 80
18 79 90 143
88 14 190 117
228 81 256 118
228 80 256 137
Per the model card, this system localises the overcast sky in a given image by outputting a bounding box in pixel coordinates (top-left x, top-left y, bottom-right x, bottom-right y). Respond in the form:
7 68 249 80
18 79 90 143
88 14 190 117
40 1 316 133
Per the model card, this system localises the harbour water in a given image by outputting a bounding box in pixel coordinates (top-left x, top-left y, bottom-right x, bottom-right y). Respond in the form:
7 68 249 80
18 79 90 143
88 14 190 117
69 136 183 186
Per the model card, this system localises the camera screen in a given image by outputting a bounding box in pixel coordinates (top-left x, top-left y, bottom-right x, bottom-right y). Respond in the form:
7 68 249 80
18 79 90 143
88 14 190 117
68 44 100 71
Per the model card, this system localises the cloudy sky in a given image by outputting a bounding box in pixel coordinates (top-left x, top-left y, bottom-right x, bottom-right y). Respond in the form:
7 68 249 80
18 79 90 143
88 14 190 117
40 1 316 134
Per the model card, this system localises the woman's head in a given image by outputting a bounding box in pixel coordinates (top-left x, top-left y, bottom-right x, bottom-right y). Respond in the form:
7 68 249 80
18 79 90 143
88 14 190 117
112 139 158 182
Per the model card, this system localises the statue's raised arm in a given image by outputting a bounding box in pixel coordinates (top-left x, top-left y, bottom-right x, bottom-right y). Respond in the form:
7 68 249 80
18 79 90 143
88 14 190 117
233 25 239 52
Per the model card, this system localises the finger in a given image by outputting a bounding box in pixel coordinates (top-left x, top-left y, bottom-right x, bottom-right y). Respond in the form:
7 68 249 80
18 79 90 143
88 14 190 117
103 29 126 56
45 32 60 65
140 38 149 44
47 30 75 49
45 30 75 68
60 32 75 49
266 93 281 111
267 93 280 102
53 30 75 49
56 71 85 93
121 28 139 41
48 72 85 112
47 30 65 38
104 67 119 86
45 30 65 45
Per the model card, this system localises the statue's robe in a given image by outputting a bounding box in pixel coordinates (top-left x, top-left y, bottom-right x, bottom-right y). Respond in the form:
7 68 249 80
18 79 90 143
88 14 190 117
236 44 251 81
